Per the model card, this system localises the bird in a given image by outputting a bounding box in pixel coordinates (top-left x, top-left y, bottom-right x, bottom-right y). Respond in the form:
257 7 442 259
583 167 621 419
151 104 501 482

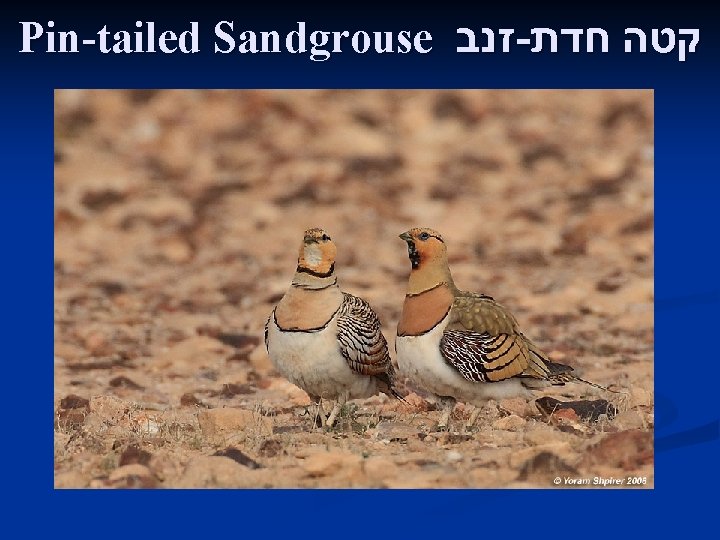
396 227 609 430
265 228 398 428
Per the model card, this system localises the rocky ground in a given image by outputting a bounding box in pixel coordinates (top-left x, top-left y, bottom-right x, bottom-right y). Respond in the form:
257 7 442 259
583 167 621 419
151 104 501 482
54 90 654 488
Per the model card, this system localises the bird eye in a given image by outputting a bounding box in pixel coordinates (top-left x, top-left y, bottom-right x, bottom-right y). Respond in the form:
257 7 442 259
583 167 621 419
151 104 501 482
419 232 430 241
322 234 330 241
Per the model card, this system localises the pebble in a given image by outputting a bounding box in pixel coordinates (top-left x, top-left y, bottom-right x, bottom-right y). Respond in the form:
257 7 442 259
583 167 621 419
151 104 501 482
498 397 533 418
197 408 273 437
363 457 399 484
509 442 575 469
375 421 420 442
108 464 157 488
89 395 129 424
301 451 362 478
492 414 527 431
613 410 648 430
177 456 263 488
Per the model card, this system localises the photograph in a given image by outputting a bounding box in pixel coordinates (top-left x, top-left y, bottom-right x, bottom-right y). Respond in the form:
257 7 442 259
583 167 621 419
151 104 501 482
54 89 654 488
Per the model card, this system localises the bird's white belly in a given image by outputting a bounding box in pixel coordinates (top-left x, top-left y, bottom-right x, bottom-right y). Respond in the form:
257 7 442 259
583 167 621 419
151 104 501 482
396 316 529 405
266 315 378 400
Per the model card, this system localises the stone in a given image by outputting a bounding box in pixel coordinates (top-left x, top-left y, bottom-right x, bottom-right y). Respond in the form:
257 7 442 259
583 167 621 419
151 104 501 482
55 470 89 488
523 424 573 446
131 412 161 435
467 467 518 488
54 432 71 458
301 451 362 478
81 412 105 432
613 410 648 430
213 447 262 469
83 331 110 356
180 393 207 408
154 336 231 375
363 457 399 485
492 414 527 431
158 236 193 263
268 378 308 404
553 408 580 422
118 445 152 466
108 464 158 488
498 397 534 418
587 154 627 183
374 421 420 442
383 470 444 489
470 447 511 468
176 456 262 488
59 394 90 410
536 397 617 422
581 429 653 470
258 439 284 458
435 432 472 445
89 395 130 424
56 408 88 429
54 341 86 361
197 408 273 437
509 442 576 469
629 387 653 408
402 392 433 412
516 451 578 484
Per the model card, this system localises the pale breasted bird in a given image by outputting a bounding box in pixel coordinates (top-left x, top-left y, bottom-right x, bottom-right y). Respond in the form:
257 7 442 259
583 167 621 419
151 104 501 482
396 227 607 430
265 228 398 428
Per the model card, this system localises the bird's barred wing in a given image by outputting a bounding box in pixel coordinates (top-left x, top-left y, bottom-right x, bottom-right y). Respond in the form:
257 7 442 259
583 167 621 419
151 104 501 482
440 329 530 382
336 293 394 379
443 293 558 382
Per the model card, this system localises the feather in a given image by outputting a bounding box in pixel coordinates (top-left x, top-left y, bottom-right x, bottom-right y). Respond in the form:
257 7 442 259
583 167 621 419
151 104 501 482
336 293 399 396
440 329 529 382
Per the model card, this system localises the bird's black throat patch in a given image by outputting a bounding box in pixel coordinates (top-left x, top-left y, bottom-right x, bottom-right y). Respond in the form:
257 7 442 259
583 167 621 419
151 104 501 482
406 240 420 269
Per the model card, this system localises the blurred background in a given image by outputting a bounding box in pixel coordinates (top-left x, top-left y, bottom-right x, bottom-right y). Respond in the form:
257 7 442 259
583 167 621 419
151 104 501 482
54 90 654 487
55 89 653 333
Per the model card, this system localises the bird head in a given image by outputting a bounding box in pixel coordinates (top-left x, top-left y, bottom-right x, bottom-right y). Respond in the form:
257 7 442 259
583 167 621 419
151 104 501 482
297 228 337 276
399 227 454 293
399 228 447 270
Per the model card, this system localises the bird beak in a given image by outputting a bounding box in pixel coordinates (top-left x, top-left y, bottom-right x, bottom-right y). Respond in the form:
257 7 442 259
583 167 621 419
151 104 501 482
399 231 412 242
304 235 318 244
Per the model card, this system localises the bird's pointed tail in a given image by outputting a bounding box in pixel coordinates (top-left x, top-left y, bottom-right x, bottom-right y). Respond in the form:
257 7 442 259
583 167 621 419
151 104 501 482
390 387 410 404
566 373 623 394
543 359 623 393
376 371 410 404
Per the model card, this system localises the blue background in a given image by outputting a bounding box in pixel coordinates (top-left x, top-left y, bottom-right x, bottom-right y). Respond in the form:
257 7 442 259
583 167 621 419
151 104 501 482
2 3 718 538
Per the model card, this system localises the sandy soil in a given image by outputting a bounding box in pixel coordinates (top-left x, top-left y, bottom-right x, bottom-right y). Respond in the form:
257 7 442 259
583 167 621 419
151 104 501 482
54 90 654 488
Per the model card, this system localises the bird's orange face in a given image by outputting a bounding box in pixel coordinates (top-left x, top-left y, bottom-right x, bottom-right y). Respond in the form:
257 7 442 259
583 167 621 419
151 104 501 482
297 228 337 276
399 228 446 270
